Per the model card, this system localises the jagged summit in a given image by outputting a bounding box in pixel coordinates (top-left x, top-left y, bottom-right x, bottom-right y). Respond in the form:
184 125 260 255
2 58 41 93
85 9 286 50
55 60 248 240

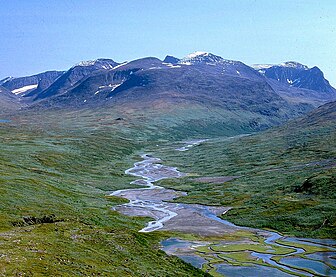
163 55 180 64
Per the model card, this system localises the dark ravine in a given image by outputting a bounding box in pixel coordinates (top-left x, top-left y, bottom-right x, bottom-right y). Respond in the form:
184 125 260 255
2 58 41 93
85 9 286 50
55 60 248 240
110 140 336 277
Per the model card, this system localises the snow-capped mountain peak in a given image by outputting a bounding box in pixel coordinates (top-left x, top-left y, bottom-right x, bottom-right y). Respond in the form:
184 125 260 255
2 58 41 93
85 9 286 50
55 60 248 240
180 51 225 65
75 60 98 67
185 51 209 59
252 61 309 71
73 58 119 70
280 61 309 70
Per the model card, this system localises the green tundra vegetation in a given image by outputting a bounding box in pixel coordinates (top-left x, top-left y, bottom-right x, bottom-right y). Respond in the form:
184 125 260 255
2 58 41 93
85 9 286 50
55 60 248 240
0 109 210 276
0 101 334 275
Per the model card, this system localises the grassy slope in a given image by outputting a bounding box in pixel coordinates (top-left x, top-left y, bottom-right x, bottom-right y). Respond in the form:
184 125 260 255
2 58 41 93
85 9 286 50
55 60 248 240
0 109 208 276
157 103 336 238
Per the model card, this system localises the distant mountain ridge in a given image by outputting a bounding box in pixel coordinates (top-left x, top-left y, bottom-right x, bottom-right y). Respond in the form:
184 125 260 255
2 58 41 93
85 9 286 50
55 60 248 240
0 71 64 95
3 52 335 105
32 58 120 100
1 52 335 135
253 61 335 95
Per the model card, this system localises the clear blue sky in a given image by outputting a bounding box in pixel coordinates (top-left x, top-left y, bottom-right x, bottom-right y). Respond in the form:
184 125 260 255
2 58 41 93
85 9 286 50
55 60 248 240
1 0 336 85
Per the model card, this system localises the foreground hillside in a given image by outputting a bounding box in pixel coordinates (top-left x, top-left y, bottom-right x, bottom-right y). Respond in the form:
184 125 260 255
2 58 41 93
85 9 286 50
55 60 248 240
0 110 208 276
157 101 336 238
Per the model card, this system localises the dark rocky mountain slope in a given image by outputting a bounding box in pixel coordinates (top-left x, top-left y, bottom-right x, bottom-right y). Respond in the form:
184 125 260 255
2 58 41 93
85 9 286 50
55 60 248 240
1 52 335 136
253 62 336 106
27 53 316 134
0 85 21 113
0 71 64 96
32 59 120 100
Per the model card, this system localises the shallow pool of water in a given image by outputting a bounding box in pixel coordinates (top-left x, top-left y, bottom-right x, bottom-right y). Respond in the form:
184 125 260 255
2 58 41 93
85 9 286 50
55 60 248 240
177 255 207 269
284 237 336 250
305 251 336 267
301 238 336 247
280 256 336 276
160 238 192 251
216 263 294 277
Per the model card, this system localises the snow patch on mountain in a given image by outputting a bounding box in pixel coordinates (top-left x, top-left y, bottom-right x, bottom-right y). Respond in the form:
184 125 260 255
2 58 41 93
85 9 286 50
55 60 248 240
253 62 309 71
180 51 223 65
73 59 118 69
75 60 99 67
179 52 243 68
12 84 38 95
102 64 114 70
0 77 14 86
110 83 122 92
185 51 209 59
163 63 181 68
280 61 309 70
112 62 129 70
95 82 124 95
251 64 273 70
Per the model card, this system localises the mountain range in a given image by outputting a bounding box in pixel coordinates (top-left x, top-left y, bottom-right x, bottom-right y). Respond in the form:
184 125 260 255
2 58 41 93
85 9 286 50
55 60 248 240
1 51 335 134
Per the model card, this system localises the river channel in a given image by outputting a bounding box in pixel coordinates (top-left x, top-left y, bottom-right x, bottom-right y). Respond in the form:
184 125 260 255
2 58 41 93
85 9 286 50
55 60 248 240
111 140 336 277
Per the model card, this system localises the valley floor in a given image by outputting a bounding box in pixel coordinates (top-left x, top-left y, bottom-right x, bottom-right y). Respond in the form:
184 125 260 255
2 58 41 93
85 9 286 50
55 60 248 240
111 149 336 276
0 108 334 276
